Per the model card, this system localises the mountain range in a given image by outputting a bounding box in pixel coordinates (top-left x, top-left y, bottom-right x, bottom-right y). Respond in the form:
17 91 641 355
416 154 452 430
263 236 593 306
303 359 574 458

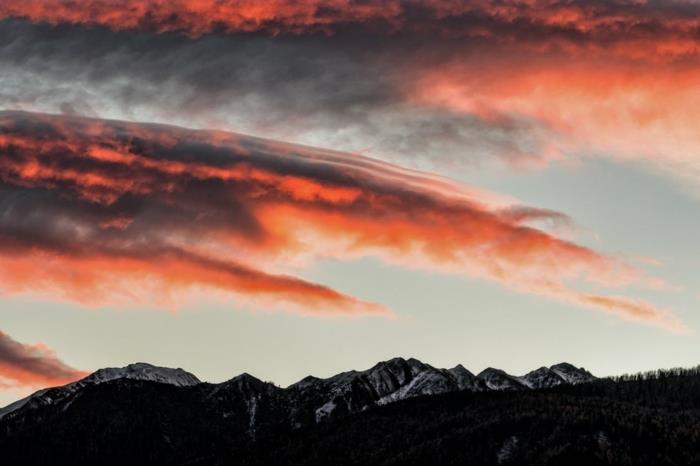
8 358 700 465
0 357 595 425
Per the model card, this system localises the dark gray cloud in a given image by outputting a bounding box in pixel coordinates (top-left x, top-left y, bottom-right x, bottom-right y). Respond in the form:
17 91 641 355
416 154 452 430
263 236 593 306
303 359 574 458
2 1 698 172
0 19 552 169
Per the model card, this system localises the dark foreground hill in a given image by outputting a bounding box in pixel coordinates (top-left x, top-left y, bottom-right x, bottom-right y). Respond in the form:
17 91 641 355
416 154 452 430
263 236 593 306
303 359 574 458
240 371 700 466
1 360 699 465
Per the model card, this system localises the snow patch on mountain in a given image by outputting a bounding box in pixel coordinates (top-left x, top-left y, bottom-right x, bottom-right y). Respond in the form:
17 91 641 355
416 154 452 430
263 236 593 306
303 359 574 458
287 358 596 421
478 368 528 391
315 400 337 422
85 363 201 387
520 367 567 389
551 363 596 385
0 363 200 420
0 358 597 425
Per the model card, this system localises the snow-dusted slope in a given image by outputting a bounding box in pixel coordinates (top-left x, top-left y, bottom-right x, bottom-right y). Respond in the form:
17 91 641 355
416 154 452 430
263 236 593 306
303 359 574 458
448 365 486 391
85 362 201 387
376 363 487 405
289 359 595 423
520 367 567 389
289 357 436 417
519 363 596 389
0 358 596 425
477 368 529 391
288 357 467 412
550 362 596 384
0 388 51 420
0 363 200 420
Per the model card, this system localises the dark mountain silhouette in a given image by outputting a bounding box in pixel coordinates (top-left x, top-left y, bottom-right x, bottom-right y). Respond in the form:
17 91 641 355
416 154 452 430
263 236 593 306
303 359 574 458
2 358 698 465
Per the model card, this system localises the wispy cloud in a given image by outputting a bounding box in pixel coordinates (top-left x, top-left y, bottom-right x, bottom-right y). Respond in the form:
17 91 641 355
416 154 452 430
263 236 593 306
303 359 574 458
407 52 700 183
2 2 699 188
0 111 682 330
0 329 86 388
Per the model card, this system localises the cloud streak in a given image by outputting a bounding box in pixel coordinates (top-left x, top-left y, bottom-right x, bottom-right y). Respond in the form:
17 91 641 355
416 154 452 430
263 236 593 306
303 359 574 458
0 330 87 388
0 18 543 169
0 111 682 329
2 0 700 52
2 2 699 189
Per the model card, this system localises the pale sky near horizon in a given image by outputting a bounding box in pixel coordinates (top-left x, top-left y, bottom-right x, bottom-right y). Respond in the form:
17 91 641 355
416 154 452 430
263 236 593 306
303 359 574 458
1 1 700 407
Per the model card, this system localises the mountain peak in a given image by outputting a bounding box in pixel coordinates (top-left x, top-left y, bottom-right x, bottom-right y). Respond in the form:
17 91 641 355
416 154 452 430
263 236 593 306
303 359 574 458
223 372 269 389
521 366 566 389
215 372 279 400
372 356 420 367
477 368 527 391
477 367 508 377
550 363 596 385
550 362 584 372
0 357 598 426
290 375 323 390
86 362 201 387
0 362 200 421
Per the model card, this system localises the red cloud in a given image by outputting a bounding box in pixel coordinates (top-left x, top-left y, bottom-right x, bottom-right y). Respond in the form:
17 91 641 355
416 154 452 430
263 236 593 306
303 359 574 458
3 2 699 185
405 48 700 176
0 330 87 388
0 111 682 330
1 0 699 56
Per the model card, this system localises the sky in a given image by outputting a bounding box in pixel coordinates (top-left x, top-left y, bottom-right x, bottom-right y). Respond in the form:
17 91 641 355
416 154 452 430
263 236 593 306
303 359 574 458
1 0 700 407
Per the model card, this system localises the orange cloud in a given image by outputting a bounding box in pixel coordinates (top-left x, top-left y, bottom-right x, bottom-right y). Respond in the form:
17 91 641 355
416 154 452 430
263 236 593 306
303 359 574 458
0 111 681 329
0 330 87 389
0 249 388 317
1 0 699 55
406 48 700 181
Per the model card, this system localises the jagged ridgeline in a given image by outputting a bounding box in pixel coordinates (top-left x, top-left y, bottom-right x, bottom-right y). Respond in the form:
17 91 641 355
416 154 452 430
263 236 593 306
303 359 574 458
0 358 594 424
2 359 700 466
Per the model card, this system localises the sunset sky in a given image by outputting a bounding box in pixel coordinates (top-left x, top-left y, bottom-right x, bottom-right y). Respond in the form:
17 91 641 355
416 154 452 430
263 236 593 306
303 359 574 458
1 0 700 407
